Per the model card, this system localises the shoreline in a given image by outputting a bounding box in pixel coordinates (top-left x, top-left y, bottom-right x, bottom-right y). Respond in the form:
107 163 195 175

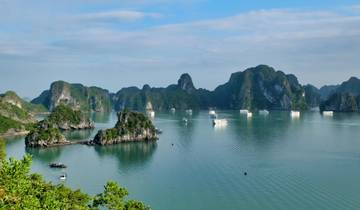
0 130 30 139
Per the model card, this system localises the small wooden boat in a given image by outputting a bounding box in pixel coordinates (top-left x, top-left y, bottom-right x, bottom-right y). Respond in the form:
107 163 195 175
59 173 67 181
49 163 67 168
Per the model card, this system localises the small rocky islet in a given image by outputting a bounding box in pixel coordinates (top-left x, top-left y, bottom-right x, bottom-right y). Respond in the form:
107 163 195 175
2 64 360 141
25 104 94 148
91 109 158 145
25 105 158 148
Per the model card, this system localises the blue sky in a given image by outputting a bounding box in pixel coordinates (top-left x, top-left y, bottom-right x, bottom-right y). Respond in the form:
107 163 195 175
1 0 360 97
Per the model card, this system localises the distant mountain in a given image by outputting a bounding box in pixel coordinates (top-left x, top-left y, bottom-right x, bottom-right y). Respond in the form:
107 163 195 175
320 77 360 112
32 81 112 112
0 91 44 135
112 74 204 111
319 85 339 100
113 65 307 111
0 91 46 114
304 85 321 108
30 65 359 113
211 65 307 110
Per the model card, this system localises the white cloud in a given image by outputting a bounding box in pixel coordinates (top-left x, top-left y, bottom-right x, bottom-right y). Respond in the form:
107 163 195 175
1 5 360 93
78 10 163 22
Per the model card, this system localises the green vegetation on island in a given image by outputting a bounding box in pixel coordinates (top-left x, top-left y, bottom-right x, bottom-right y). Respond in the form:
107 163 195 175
28 65 360 113
93 110 157 145
320 77 360 112
0 91 43 136
0 91 47 114
47 104 94 130
25 104 94 147
25 120 69 148
112 65 308 111
32 81 112 112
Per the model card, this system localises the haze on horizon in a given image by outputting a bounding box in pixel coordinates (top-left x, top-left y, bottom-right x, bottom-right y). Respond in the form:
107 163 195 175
1 0 360 98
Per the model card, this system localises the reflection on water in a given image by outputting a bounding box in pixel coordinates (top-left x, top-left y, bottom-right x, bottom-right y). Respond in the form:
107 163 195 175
62 129 93 141
91 111 111 123
231 112 291 143
4 110 360 210
94 141 157 170
26 147 62 162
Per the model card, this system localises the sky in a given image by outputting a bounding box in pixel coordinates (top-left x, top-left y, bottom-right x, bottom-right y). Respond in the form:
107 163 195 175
1 0 360 98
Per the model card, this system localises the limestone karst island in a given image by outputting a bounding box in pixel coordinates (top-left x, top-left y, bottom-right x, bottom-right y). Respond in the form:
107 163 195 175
1 1 360 210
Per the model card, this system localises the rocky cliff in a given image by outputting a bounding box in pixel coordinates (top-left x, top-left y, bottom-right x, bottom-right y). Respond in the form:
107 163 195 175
112 74 202 111
320 77 360 112
304 84 321 108
47 104 94 130
25 120 69 148
211 65 307 110
0 91 43 136
112 65 308 111
32 81 111 112
320 92 358 112
93 110 157 145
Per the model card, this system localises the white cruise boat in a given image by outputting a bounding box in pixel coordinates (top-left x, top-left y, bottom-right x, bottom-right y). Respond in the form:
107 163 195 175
291 111 300 118
259 110 269 115
322 111 334 116
213 119 228 127
240 109 249 114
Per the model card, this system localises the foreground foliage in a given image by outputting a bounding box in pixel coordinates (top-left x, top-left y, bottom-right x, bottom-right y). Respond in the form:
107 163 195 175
0 153 150 210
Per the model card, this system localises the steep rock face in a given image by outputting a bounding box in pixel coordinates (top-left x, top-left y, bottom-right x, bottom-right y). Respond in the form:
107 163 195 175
93 110 157 145
304 85 321 108
320 92 358 112
112 65 308 111
177 73 196 94
47 104 94 130
0 91 47 115
335 77 360 95
0 115 29 136
32 81 111 112
112 76 201 111
320 77 360 112
319 85 339 101
212 65 307 110
25 120 69 148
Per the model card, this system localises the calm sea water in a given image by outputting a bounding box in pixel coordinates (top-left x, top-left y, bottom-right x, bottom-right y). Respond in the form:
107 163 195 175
4 111 360 210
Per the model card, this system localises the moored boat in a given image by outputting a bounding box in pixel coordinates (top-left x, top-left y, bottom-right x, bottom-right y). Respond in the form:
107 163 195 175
213 119 228 127
322 111 334 116
49 163 67 168
240 109 249 114
291 111 300 118
259 110 269 115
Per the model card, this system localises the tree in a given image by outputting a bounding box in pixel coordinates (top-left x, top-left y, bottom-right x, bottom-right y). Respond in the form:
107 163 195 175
92 181 150 210
0 155 150 210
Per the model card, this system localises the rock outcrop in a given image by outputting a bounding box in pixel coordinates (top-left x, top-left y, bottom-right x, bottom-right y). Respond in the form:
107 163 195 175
320 77 360 112
0 91 45 136
304 84 321 108
93 110 157 145
47 104 94 130
112 65 308 111
211 65 307 110
25 120 69 148
32 81 111 112
320 92 358 112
